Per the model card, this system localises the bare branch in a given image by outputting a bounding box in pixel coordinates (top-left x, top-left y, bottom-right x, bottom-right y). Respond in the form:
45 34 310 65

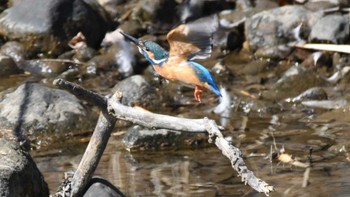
53 78 107 109
107 92 206 133
53 78 274 196
204 118 274 195
70 111 116 197
108 92 274 195
53 79 116 197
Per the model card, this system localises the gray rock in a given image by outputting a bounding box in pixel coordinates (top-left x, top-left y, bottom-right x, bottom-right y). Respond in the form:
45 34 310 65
245 5 322 58
287 87 328 102
263 65 327 100
84 177 125 197
91 33 135 77
0 83 90 136
309 14 349 44
0 138 49 197
111 75 157 107
0 55 21 76
0 41 26 63
0 0 112 55
18 59 74 77
123 125 208 150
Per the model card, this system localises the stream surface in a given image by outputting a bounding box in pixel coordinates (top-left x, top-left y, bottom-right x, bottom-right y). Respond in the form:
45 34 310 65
31 103 350 197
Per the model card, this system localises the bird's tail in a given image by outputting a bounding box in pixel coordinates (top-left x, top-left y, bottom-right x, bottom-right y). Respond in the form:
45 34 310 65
209 84 222 97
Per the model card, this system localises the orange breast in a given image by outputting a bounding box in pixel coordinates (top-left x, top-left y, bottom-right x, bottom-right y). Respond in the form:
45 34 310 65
152 57 209 89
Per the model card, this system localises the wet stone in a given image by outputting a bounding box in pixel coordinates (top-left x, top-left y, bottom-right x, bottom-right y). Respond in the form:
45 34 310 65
72 47 98 62
0 83 91 137
0 41 26 63
18 59 76 77
100 33 136 77
0 138 49 197
83 177 125 197
287 87 328 102
0 0 112 55
123 125 208 150
309 14 350 44
245 5 322 58
19 59 76 77
111 75 158 107
0 55 21 76
263 65 327 100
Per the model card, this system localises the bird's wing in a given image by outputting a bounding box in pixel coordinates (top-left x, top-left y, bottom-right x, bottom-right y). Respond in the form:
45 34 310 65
166 15 218 60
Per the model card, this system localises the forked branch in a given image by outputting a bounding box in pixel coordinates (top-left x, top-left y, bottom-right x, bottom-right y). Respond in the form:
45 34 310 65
108 92 274 195
53 78 274 196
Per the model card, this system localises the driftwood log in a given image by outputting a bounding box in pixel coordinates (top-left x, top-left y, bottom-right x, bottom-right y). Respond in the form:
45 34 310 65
53 78 274 197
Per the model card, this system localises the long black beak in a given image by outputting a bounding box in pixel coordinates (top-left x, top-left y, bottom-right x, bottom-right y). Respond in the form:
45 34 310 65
119 31 141 46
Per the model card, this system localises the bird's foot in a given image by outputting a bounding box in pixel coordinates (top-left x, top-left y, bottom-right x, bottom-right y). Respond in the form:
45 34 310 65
194 85 204 103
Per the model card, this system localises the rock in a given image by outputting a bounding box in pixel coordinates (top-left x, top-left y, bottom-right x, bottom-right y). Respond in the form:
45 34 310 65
263 65 327 100
309 14 349 44
286 87 328 102
18 59 76 77
111 75 158 107
179 0 235 22
99 30 136 77
123 125 208 150
73 47 98 62
0 83 91 136
245 5 322 58
0 41 26 63
97 0 126 20
83 177 125 197
0 0 112 56
0 55 21 76
127 0 178 30
0 138 49 197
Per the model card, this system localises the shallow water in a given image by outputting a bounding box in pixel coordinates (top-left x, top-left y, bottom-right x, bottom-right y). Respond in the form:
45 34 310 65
32 109 350 197
1 53 348 197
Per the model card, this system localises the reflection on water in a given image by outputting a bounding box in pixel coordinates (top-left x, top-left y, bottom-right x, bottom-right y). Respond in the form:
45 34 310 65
33 113 350 197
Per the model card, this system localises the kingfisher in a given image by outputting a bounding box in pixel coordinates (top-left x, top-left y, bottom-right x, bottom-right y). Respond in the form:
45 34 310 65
120 16 221 102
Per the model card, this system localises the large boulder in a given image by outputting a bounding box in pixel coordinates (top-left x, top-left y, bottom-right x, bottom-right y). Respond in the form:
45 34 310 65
309 14 349 44
0 138 49 197
245 5 322 58
0 0 112 56
0 83 92 136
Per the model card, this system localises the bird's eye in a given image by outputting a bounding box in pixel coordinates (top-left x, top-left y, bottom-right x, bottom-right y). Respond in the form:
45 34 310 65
145 47 150 51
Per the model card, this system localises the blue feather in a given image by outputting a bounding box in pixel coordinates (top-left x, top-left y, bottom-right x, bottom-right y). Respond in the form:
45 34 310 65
189 61 222 97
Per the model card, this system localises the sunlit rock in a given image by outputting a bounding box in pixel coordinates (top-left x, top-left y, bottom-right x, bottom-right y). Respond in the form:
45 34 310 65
111 75 158 107
309 14 349 44
245 5 322 58
0 83 93 137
